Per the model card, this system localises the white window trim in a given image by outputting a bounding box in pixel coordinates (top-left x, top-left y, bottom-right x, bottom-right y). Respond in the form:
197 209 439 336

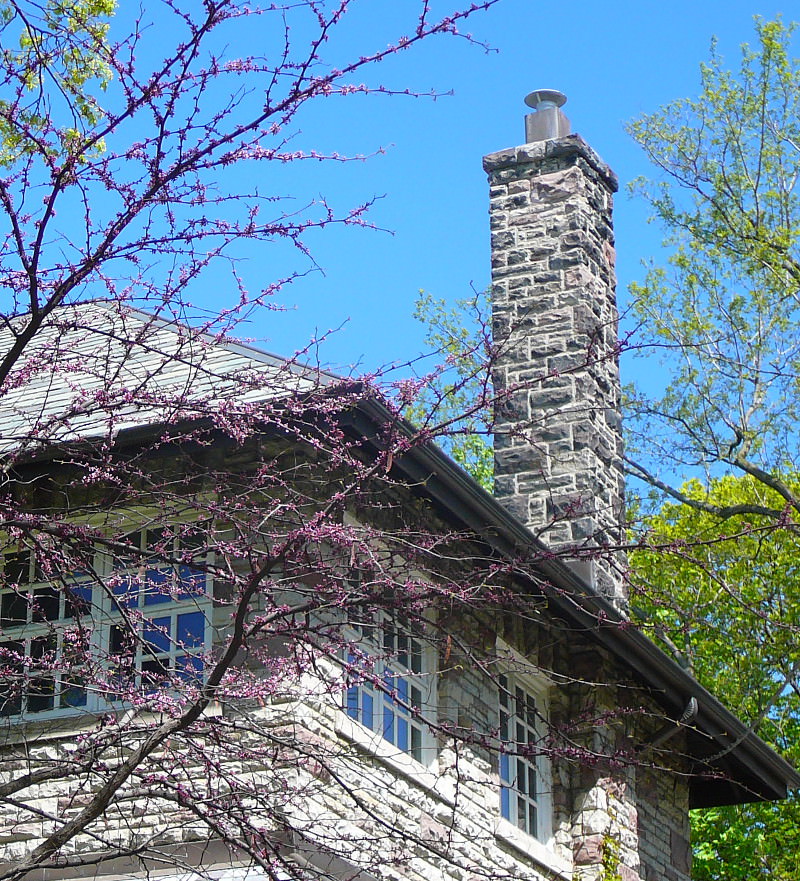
334 710 455 804
494 639 570 877
495 817 572 880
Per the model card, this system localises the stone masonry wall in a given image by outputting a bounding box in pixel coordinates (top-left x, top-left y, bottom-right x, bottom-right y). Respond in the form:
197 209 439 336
0 627 693 881
636 749 692 881
485 135 626 606
562 647 692 881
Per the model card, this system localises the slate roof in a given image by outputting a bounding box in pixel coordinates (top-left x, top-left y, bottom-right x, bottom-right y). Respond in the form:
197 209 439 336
0 301 324 456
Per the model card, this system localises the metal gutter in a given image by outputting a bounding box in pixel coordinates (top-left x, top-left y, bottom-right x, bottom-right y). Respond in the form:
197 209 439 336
351 397 800 806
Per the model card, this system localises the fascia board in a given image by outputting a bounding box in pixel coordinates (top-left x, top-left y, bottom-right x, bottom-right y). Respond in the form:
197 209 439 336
350 397 800 805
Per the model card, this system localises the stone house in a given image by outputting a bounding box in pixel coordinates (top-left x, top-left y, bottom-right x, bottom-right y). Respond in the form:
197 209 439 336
0 96 797 881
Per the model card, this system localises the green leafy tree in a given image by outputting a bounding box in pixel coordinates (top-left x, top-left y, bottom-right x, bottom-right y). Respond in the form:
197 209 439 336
625 18 800 518
631 475 800 881
407 289 494 490
626 22 800 875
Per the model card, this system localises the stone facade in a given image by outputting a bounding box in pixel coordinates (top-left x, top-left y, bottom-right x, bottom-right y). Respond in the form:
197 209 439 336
486 135 626 605
0 605 693 881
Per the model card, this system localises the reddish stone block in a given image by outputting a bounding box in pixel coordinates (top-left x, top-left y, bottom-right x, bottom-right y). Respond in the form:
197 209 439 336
574 833 604 865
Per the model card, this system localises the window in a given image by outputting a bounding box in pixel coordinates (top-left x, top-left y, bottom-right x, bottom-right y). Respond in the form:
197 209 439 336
107 528 209 693
0 548 92 715
498 672 550 842
344 610 432 763
0 527 211 719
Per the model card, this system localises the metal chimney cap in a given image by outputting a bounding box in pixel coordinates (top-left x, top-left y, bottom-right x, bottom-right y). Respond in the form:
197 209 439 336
525 89 567 111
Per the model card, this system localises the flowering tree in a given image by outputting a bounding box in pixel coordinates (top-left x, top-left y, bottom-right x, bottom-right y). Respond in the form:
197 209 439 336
0 6 782 881
0 2 583 879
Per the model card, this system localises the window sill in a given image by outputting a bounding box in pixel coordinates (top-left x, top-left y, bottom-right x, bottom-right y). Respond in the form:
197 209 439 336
0 701 223 745
495 817 572 880
334 711 456 805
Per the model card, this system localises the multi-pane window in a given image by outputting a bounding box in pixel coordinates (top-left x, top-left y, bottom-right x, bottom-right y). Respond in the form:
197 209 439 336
0 549 93 715
499 673 548 841
0 527 210 719
108 528 208 692
344 611 430 763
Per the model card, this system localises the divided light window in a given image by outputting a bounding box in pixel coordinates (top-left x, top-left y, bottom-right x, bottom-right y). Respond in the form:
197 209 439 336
499 673 549 841
0 548 92 715
0 527 211 719
344 610 430 763
109 528 208 691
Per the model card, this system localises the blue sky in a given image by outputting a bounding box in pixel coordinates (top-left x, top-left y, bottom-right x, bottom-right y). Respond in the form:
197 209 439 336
180 0 792 379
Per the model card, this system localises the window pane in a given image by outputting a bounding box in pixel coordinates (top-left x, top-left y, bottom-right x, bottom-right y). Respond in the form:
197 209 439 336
4 551 31 584
410 639 422 674
141 656 168 681
113 578 139 608
397 631 408 666
143 568 171 605
1 590 28 625
177 653 204 681
499 752 510 784
0 641 23 716
396 674 408 705
32 586 60 622
61 678 88 708
65 583 92 618
28 676 56 713
362 690 374 729
383 701 395 742
526 694 536 727
144 616 172 654
110 624 132 654
177 565 206 598
396 717 409 753
346 685 359 719
528 804 537 837
177 611 205 648
411 725 422 762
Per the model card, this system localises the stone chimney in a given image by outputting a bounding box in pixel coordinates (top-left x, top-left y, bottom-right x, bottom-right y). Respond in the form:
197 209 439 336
485 91 626 605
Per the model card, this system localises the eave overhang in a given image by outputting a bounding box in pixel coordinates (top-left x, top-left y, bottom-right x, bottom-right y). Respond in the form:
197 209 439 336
348 397 800 808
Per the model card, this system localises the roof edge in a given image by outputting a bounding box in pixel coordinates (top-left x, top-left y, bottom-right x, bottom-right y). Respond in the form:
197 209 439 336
351 396 800 805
